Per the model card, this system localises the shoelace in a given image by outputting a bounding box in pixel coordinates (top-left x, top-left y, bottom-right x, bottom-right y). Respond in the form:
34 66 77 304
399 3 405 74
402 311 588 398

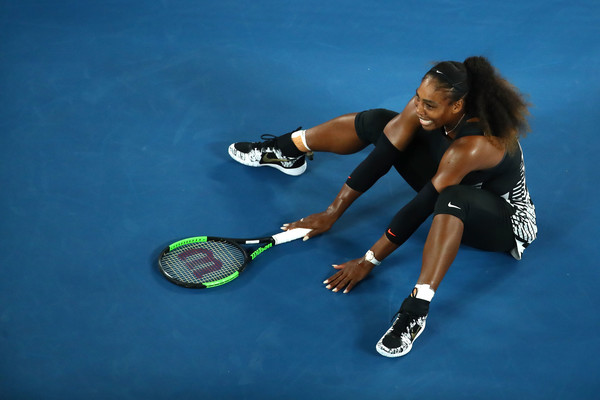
256 134 278 150
389 311 418 337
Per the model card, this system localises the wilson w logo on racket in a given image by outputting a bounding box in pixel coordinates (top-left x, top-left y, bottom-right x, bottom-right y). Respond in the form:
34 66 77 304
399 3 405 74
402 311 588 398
177 247 224 278
158 229 310 288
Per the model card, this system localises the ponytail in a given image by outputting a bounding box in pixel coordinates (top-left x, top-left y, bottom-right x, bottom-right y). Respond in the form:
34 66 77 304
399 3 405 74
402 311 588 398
463 56 530 149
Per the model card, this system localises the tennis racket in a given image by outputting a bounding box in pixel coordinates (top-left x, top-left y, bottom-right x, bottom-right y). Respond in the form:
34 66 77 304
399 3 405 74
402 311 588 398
158 228 311 288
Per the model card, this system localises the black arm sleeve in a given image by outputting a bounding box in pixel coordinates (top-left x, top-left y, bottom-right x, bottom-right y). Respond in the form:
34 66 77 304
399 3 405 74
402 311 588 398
345 133 401 193
385 181 440 245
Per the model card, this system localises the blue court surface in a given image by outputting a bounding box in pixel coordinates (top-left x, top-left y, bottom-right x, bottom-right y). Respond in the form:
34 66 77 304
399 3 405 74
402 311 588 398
1 1 599 399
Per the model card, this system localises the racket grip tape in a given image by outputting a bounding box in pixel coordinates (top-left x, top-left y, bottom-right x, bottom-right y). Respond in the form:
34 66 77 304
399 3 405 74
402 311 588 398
272 228 312 245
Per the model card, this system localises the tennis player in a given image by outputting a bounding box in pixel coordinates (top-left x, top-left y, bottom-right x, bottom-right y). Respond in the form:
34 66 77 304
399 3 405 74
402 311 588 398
228 56 537 357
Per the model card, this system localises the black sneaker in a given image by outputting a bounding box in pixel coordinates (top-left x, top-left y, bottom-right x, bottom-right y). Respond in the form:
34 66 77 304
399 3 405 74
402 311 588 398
228 132 308 176
376 296 429 357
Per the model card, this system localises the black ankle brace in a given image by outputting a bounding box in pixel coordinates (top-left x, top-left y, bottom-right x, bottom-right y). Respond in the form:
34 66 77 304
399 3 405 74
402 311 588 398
400 296 430 317
276 132 304 157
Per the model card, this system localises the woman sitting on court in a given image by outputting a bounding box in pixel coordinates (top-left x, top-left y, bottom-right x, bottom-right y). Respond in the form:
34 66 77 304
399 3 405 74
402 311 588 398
228 56 537 357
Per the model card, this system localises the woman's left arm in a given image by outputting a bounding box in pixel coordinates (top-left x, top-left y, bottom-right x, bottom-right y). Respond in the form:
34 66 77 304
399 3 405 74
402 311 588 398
431 136 504 190
324 136 504 294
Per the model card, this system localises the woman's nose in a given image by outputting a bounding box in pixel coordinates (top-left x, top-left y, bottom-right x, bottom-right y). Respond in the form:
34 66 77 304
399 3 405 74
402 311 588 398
415 100 424 115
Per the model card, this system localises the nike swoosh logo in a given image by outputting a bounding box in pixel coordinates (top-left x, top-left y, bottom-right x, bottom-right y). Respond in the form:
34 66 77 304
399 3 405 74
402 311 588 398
448 202 461 210
261 154 289 163
387 229 397 237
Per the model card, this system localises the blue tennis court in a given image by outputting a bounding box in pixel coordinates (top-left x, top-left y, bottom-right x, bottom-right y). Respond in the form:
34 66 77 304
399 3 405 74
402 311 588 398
1 1 598 398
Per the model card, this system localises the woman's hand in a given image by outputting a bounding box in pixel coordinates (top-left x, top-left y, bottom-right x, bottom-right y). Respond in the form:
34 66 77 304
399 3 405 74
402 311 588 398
281 210 338 240
323 258 375 294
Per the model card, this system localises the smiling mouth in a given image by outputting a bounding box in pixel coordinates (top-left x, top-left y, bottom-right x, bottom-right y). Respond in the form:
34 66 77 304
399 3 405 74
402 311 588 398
418 116 434 127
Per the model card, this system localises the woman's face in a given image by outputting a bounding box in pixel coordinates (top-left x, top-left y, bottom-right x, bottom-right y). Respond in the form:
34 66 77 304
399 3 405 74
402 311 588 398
413 76 462 131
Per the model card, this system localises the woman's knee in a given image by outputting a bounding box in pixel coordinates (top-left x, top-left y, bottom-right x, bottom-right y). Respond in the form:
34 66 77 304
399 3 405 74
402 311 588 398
434 185 471 222
434 185 515 252
355 109 398 144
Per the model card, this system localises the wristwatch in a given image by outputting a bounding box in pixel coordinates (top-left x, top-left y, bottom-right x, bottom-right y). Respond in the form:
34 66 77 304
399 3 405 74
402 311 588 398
364 250 381 266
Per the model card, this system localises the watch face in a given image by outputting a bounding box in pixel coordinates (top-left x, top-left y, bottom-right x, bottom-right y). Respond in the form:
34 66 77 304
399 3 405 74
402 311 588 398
365 250 380 265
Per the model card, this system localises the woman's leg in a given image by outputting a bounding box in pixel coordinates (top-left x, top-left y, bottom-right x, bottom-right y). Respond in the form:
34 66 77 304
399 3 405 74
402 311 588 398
417 185 515 290
376 185 515 357
303 109 402 154
418 214 464 291
228 109 399 175
302 113 367 154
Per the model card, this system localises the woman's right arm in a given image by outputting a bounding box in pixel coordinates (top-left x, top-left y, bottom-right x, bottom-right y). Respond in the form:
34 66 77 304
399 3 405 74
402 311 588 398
281 183 361 239
282 98 420 239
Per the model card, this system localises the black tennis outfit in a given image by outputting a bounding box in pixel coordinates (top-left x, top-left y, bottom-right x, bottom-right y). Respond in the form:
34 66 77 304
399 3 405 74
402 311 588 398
348 109 537 259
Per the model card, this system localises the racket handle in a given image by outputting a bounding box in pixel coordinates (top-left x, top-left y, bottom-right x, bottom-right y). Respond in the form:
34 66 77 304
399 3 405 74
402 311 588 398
272 228 312 245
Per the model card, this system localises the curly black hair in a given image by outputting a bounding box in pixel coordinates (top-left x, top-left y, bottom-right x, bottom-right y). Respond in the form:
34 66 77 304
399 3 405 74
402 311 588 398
424 56 531 150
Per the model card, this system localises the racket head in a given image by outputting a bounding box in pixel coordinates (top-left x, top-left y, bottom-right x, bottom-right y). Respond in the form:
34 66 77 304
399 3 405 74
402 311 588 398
158 236 249 288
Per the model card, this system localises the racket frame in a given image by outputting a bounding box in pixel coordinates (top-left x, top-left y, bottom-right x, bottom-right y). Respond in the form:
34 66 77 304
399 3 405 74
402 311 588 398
158 235 275 288
158 229 311 289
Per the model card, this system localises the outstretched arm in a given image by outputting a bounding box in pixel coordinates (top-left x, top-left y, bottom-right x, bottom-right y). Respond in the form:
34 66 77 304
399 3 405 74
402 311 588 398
282 183 362 239
283 99 421 239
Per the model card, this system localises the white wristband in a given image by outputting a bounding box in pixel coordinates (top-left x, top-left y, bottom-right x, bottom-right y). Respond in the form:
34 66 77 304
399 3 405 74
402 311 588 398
364 250 381 266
